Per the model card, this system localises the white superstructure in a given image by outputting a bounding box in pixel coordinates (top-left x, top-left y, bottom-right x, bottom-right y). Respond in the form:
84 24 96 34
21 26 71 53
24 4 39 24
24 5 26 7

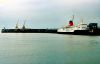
57 20 88 33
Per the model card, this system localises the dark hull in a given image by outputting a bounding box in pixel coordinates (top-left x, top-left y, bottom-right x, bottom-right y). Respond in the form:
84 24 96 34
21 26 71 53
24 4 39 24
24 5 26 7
1 29 57 33
74 30 100 35
58 29 100 35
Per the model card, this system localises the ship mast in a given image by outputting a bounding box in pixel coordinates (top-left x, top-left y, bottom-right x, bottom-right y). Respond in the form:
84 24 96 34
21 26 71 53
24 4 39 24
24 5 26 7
15 21 19 29
81 18 83 24
22 20 26 29
71 14 75 21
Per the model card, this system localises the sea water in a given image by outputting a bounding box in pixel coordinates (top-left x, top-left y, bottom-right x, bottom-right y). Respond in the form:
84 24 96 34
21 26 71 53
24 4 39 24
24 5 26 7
0 33 100 64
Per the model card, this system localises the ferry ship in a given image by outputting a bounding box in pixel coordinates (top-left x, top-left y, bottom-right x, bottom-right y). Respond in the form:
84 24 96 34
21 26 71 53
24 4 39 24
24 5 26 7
57 18 100 35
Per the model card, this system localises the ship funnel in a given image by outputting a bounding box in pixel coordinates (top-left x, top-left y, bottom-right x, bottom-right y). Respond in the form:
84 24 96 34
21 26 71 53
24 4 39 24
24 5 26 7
69 20 74 26
68 15 74 26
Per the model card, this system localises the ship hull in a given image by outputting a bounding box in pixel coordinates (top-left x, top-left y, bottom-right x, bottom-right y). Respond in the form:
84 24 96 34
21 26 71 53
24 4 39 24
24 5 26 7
57 29 100 35
1 29 57 33
74 29 100 35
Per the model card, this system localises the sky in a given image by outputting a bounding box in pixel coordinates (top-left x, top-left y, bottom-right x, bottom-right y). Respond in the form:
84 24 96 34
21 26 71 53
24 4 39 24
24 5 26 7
0 0 100 29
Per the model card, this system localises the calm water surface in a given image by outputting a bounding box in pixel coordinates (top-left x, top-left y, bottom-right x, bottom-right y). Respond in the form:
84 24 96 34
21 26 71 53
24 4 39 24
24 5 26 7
0 33 100 64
